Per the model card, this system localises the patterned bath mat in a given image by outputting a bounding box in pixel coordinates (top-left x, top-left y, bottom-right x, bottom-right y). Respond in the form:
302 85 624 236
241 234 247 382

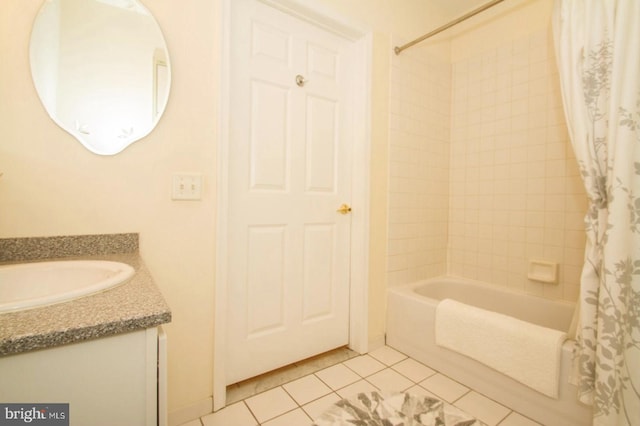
312 391 486 426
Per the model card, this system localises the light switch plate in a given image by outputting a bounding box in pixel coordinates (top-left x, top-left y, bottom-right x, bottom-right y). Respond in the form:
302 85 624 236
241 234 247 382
172 173 203 200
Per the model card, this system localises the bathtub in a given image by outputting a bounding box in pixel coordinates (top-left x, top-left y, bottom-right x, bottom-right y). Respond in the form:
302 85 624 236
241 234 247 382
386 277 592 426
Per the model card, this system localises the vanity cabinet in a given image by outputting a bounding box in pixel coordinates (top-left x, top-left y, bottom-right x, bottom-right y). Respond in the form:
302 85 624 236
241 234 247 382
0 327 167 426
0 235 171 425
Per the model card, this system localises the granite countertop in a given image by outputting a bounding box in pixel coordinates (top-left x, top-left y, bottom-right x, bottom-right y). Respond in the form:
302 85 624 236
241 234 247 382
0 234 171 356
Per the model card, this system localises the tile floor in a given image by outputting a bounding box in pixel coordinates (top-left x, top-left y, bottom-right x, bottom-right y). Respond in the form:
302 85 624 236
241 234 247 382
180 346 542 426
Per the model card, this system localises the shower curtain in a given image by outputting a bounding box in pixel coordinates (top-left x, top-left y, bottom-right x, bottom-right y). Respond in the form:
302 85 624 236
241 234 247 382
553 1 639 425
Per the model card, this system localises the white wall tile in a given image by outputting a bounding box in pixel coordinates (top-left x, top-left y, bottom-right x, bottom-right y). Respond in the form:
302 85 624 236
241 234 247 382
447 32 586 300
387 51 451 285
387 30 585 301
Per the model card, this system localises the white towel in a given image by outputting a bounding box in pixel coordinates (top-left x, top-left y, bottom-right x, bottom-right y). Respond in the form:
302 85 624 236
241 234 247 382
435 299 567 398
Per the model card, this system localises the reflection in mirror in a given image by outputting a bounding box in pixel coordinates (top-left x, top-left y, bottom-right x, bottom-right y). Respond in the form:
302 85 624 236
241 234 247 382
30 0 171 155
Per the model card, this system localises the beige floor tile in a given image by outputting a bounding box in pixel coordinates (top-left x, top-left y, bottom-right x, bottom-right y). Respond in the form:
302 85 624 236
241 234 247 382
368 346 407 366
302 393 342 421
499 412 542 426
226 347 356 404
226 364 301 405
283 374 332 405
419 373 469 403
244 387 298 423
454 391 510 426
262 408 312 426
201 402 257 426
315 363 361 390
195 350 546 426
335 379 378 399
343 355 385 377
406 384 439 400
392 358 436 382
295 347 359 371
366 368 415 392
178 420 202 426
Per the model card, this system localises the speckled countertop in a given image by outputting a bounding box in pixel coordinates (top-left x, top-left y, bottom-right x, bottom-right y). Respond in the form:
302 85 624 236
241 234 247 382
0 234 171 356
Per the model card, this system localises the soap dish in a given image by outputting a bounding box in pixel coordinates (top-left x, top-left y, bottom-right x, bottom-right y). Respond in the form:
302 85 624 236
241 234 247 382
528 260 558 284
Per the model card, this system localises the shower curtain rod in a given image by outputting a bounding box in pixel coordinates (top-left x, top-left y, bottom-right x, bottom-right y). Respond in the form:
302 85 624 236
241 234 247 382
394 0 506 55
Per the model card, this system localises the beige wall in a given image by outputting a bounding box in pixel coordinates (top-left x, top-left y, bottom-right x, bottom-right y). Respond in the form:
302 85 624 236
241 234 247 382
0 0 444 420
0 0 219 417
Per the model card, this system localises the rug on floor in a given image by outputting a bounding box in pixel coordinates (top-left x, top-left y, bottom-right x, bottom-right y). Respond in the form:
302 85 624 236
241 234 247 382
312 391 486 426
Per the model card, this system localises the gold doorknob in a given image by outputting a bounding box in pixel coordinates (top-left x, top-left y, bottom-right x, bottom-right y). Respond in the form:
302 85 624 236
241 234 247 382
336 204 352 215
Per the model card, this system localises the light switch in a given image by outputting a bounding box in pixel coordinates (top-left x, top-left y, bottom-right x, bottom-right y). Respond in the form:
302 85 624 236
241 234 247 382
172 173 203 200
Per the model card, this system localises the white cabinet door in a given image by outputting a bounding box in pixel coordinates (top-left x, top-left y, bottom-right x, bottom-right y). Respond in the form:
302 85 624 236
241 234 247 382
226 0 356 384
0 328 159 426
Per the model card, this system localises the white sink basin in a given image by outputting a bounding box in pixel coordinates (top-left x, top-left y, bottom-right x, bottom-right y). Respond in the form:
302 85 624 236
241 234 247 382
0 260 135 313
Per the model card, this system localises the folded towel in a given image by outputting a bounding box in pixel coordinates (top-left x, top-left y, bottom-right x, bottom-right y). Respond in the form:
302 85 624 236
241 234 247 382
435 299 567 398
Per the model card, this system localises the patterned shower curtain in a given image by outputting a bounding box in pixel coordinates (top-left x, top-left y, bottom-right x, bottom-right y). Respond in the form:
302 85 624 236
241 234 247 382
553 1 640 425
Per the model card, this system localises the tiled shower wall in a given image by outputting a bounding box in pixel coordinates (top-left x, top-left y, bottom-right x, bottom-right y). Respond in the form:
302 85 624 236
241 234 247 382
387 28 588 302
449 29 586 301
387 47 451 287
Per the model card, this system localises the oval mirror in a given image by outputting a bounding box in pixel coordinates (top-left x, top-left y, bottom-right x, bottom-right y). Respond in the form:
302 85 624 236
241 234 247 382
29 0 171 155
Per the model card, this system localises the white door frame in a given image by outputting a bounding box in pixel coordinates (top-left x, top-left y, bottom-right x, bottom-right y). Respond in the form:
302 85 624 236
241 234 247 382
213 0 372 411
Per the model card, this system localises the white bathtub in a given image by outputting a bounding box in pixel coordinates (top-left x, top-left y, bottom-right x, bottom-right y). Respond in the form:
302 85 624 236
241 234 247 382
386 277 591 426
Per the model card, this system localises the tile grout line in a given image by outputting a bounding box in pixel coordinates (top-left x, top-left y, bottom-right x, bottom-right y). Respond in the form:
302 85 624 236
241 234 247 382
241 399 261 426
450 389 515 426
494 409 512 426
345 353 501 426
311 371 337 394
451 388 472 404
278 383 314 423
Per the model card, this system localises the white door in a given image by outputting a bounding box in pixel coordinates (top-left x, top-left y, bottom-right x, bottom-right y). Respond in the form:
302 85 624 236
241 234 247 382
226 0 356 384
